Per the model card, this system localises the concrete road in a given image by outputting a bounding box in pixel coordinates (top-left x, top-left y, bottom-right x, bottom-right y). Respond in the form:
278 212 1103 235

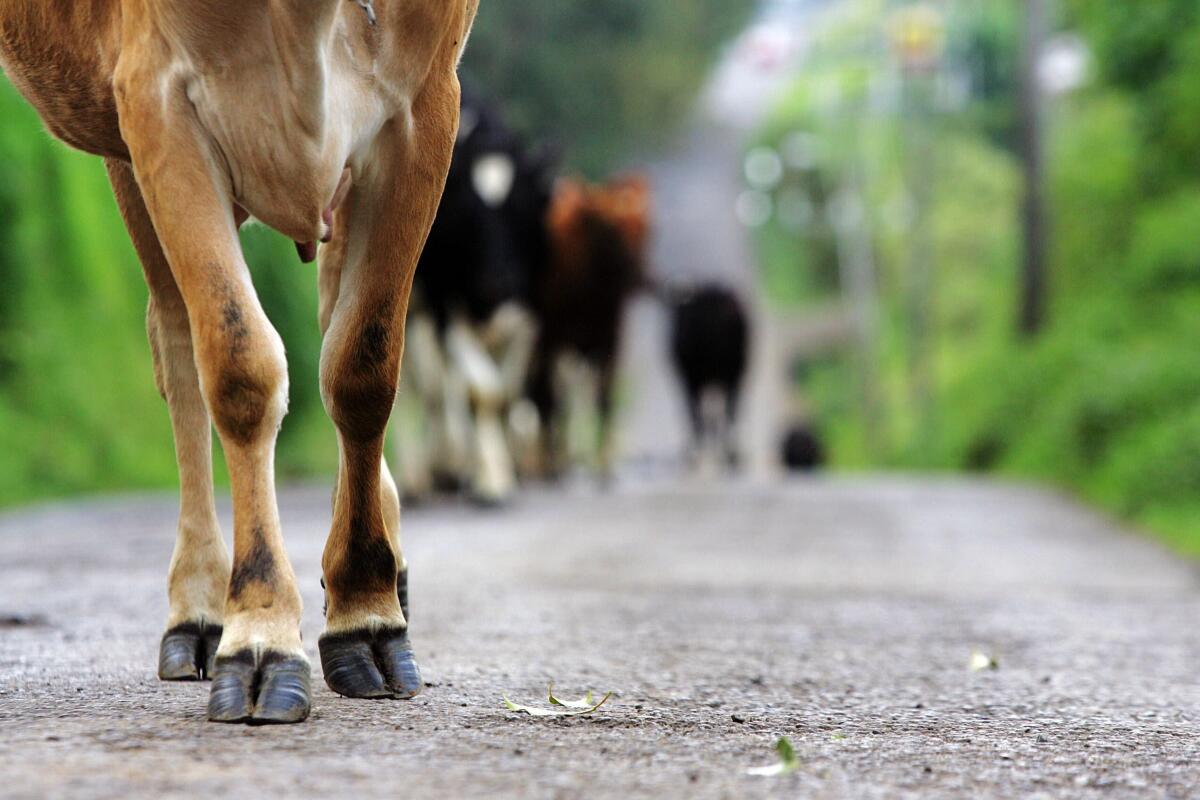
2 478 1199 798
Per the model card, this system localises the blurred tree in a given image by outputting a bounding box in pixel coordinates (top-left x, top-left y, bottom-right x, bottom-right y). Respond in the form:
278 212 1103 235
946 1 1019 147
754 0 1200 551
1066 0 1200 191
463 0 755 174
1017 0 1047 336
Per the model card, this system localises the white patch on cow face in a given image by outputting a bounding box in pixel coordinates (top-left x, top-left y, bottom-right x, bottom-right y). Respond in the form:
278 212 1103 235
472 153 516 209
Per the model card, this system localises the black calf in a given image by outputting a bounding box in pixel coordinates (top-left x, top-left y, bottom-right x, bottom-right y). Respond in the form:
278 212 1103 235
668 284 750 468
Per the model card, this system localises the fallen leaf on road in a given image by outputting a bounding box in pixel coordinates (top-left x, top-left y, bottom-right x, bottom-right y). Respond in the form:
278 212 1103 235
969 650 999 671
503 685 612 717
747 737 799 777
548 685 601 709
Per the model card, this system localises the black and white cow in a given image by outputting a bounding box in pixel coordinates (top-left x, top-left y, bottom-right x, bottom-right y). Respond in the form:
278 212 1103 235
394 83 556 503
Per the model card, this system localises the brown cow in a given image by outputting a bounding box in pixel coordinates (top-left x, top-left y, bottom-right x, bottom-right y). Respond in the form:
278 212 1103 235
527 175 651 478
0 0 477 724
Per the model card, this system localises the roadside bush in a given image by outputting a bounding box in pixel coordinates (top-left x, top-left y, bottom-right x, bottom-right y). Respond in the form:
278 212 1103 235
1125 190 1200 292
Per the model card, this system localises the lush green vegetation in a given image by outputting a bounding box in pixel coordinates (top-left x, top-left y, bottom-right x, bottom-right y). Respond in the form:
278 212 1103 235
755 0 1200 552
0 3 745 508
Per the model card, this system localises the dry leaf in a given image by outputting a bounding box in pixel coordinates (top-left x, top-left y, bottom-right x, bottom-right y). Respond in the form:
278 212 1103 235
503 685 613 717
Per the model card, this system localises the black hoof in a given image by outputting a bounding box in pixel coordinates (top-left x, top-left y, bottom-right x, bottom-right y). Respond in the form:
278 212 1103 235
377 632 422 698
158 622 222 681
207 650 311 725
319 633 390 699
319 627 422 699
252 655 313 724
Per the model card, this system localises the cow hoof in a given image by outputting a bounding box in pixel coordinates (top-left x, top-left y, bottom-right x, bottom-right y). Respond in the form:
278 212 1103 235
207 650 311 725
158 621 222 681
319 627 423 700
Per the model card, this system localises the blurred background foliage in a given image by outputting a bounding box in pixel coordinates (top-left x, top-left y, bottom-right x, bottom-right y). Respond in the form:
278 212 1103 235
753 0 1200 552
463 0 755 174
0 1 750 507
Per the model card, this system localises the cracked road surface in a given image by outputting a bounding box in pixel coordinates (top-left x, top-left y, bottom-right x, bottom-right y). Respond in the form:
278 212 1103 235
2 478 1199 798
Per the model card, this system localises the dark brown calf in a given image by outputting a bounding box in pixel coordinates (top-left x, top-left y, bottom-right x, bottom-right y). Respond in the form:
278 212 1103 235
528 175 652 476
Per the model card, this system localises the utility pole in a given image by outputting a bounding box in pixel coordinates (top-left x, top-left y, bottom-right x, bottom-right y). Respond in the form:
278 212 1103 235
1018 0 1047 336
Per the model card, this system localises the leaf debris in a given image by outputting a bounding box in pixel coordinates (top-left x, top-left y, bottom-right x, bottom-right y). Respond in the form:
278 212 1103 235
747 737 800 777
503 685 613 717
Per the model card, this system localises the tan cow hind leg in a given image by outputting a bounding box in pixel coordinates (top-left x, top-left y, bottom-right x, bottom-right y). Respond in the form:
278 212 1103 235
316 78 459 701
116 84 309 725
107 160 230 681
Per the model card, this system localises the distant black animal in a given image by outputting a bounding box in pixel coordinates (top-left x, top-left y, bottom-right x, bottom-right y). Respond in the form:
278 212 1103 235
781 422 825 472
669 284 750 468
